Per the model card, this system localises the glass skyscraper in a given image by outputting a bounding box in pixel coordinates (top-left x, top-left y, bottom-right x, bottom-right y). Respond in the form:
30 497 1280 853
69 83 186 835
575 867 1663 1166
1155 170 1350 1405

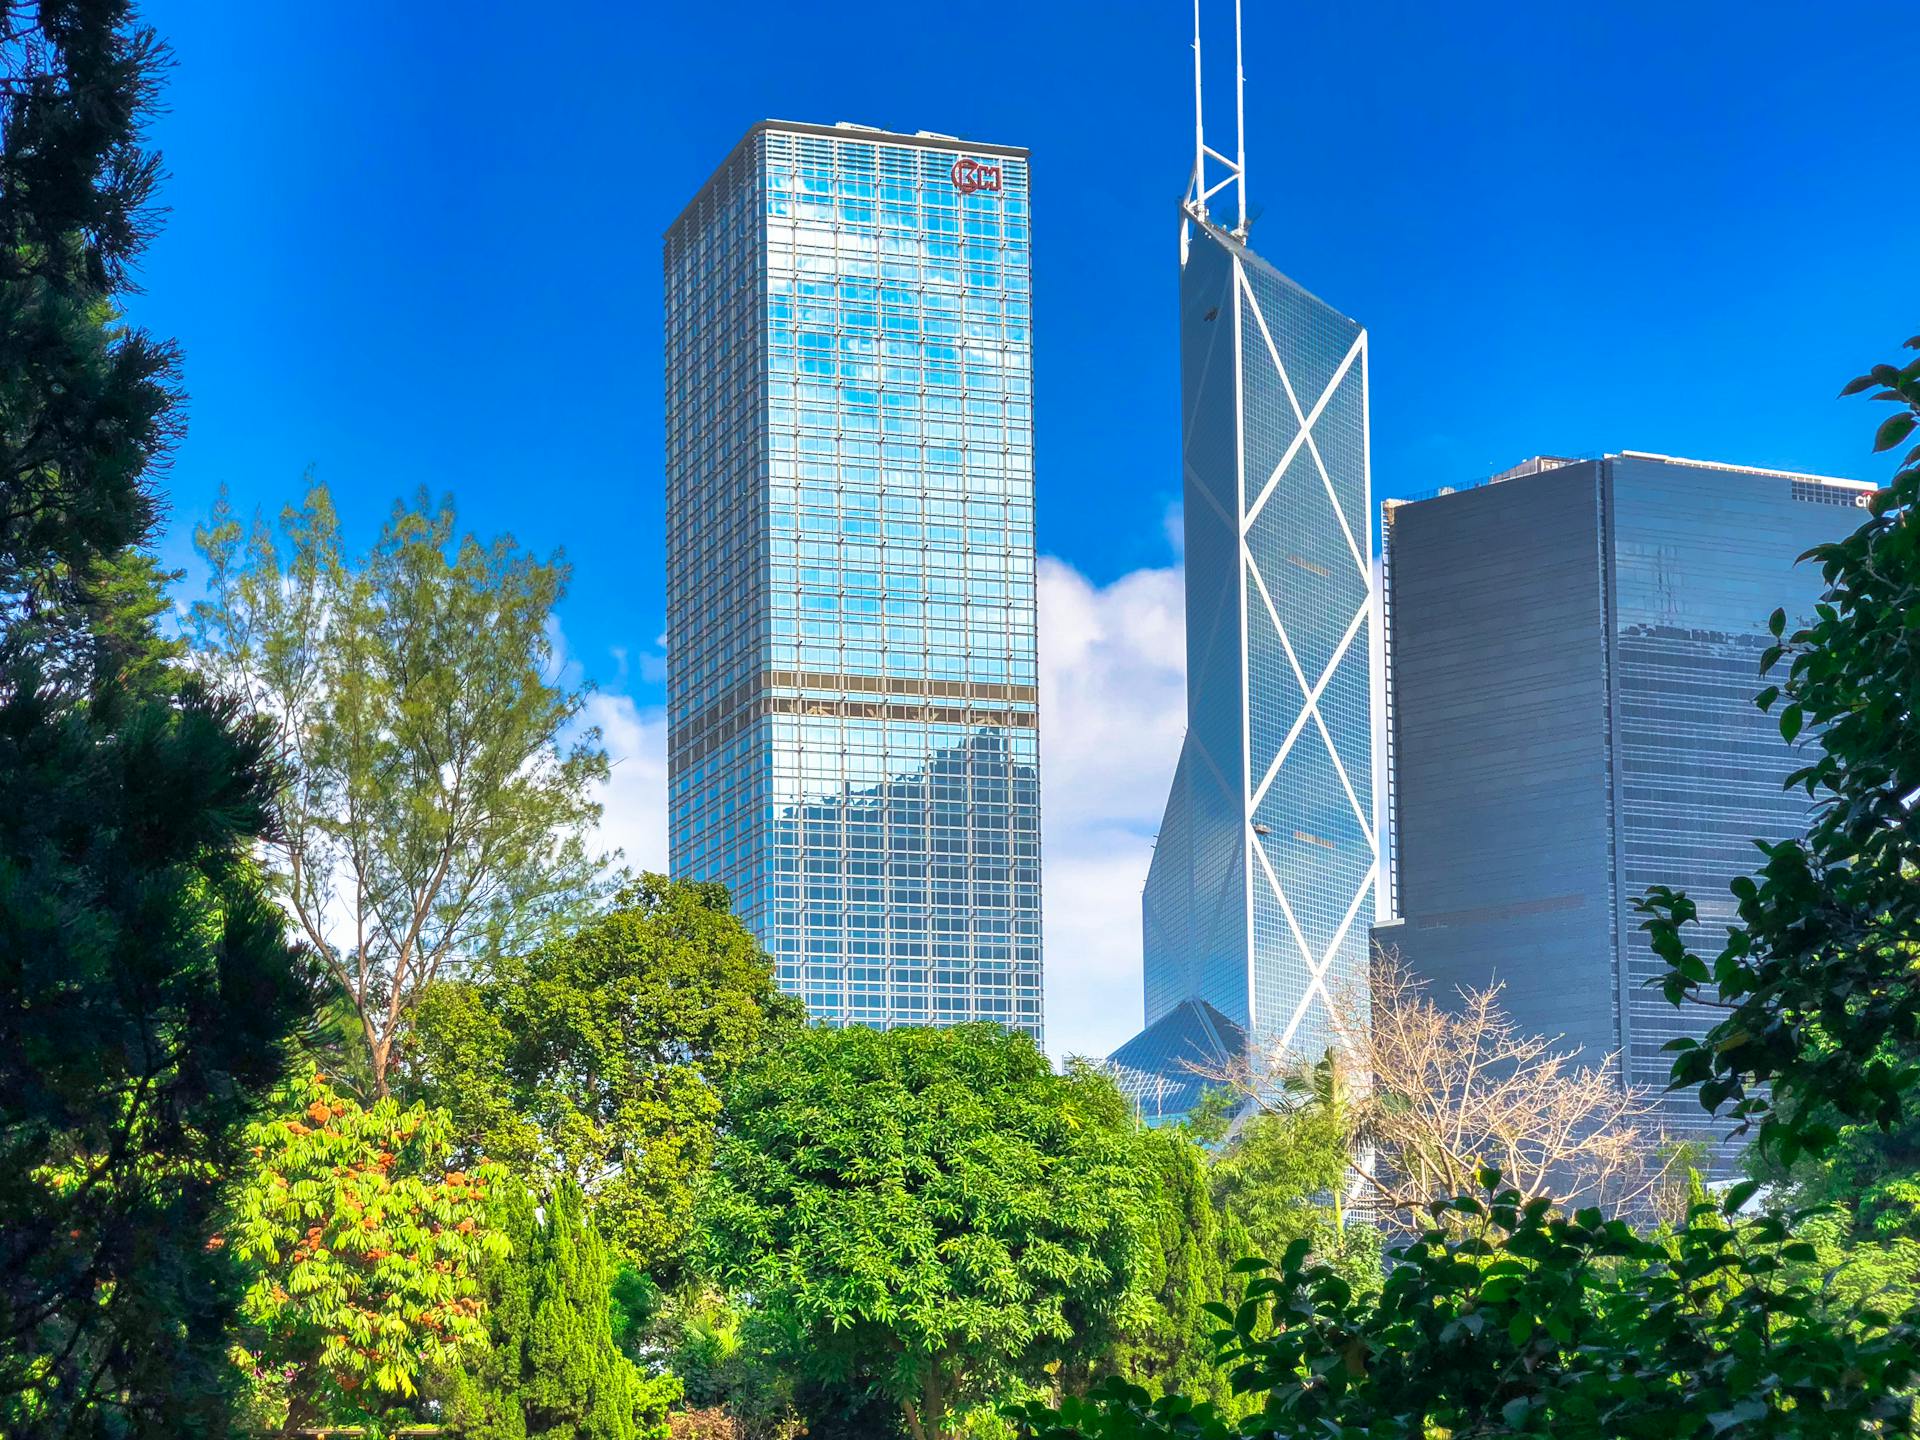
1107 207 1378 1118
1375 452 1872 1168
664 120 1041 1038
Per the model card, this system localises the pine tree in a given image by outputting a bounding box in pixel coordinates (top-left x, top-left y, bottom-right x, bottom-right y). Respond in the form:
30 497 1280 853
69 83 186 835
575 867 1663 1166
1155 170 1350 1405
443 1177 537 1440
0 3 311 1432
448 1179 675 1440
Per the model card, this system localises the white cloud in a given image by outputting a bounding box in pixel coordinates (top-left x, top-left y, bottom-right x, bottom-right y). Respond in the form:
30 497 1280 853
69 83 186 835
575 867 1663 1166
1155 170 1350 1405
1037 557 1187 1063
573 558 1192 1068
581 689 671 875
549 617 670 876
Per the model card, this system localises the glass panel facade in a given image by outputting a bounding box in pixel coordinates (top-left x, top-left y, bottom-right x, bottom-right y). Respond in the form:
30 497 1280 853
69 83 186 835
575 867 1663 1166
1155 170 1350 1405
664 123 1041 1039
1608 455 1869 1151
1378 453 1872 1172
1118 219 1377 1110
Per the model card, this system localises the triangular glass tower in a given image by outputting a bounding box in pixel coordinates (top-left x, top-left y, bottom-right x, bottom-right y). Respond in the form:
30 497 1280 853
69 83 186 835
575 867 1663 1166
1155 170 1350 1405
1108 9 1378 1119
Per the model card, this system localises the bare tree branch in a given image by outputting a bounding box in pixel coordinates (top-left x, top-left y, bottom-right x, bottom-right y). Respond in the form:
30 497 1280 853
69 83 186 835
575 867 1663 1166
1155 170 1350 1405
1193 948 1681 1232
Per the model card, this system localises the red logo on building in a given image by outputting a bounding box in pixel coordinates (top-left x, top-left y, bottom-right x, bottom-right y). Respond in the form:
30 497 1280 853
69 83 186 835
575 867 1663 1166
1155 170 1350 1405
950 156 1002 196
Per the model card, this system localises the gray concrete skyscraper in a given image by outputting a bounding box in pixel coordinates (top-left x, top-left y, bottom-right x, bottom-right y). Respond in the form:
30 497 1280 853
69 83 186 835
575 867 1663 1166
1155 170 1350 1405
1107 15 1380 1116
664 121 1041 1037
1375 452 1871 1165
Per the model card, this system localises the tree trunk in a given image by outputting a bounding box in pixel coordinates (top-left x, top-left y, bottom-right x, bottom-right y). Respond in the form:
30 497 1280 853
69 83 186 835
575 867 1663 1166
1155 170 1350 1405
904 1364 950 1440
369 1031 391 1098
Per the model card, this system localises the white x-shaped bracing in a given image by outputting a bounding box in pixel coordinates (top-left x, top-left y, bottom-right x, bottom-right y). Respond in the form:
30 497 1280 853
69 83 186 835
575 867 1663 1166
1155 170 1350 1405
1232 263 1377 1060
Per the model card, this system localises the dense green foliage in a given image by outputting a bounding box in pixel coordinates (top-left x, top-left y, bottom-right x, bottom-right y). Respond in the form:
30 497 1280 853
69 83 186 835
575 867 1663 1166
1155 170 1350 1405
1208 1061 1379 1294
0 669 308 1432
413 876 794 1275
445 1178 676 1440
703 1024 1156 1440
1011 1179 1920 1440
0 0 178 670
1642 335 1920 1162
1100 1127 1239 1410
191 482 608 1095
225 1067 505 1434
0 4 312 1432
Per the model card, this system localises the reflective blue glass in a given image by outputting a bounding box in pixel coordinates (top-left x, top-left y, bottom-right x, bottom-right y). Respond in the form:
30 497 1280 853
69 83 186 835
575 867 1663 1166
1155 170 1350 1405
665 123 1041 1039
1112 219 1377 1115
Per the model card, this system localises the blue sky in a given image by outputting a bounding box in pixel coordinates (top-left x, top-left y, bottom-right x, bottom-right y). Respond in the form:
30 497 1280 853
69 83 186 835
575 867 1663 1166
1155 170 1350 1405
136 1 1914 1059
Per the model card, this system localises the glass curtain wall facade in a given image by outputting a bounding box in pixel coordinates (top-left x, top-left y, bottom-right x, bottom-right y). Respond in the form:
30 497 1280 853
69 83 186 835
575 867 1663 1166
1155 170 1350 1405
1108 216 1377 1114
664 121 1041 1038
1376 453 1873 1169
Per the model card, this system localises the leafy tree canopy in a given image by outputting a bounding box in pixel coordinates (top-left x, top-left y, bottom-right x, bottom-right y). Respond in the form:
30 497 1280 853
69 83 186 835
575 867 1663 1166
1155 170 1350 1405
190 481 609 1096
1010 1179 1920 1440
1209 1057 1375 1287
411 875 797 1276
1100 1126 1239 1412
0 0 179 669
224 1067 505 1436
0 7 312 1432
443 1176 676 1440
702 1024 1156 1440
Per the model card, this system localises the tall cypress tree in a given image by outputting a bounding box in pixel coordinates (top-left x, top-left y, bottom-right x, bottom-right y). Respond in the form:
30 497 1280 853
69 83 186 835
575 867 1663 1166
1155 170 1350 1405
0 3 310 1432
448 1179 675 1440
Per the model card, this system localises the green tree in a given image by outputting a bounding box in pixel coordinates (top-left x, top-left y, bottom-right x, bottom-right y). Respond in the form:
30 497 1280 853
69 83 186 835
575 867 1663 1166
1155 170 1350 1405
445 1175 539 1439
703 1025 1156 1440
225 1067 505 1435
1100 1127 1236 1410
411 876 795 1274
1009 1179 1920 1440
445 1178 675 1440
0 5 312 1431
1750 1110 1920 1242
1641 333 1920 1162
190 482 610 1096
1208 1059 1376 1292
0 682 309 1432
0 0 178 672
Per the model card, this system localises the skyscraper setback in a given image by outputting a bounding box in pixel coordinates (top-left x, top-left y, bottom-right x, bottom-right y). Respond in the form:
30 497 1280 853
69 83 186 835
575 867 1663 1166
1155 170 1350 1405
663 121 1042 1038
1107 24 1380 1115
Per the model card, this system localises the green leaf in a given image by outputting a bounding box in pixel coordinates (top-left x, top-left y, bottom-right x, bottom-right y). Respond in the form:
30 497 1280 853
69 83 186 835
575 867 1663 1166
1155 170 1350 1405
1873 411 1916 453
1708 1399 1768 1433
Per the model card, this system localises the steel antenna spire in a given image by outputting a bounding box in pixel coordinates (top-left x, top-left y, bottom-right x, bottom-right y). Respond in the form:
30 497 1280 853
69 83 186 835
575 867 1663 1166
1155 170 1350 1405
1181 0 1249 263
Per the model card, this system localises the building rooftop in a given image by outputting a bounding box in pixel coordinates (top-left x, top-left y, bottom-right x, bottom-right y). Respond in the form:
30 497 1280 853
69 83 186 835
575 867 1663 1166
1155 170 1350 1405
667 118 1028 242
1387 450 1873 510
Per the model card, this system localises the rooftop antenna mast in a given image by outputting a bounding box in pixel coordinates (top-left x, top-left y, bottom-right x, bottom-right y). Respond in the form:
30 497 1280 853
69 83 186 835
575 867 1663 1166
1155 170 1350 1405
1182 0 1248 263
